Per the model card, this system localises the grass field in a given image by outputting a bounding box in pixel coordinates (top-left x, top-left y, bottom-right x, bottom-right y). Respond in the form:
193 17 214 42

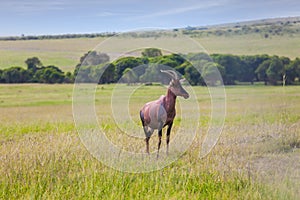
1 33 300 72
0 38 105 71
198 34 300 58
0 84 299 199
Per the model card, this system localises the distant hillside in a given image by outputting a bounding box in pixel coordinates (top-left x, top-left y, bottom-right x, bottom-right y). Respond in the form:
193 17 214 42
190 16 300 29
181 16 300 38
1 16 300 41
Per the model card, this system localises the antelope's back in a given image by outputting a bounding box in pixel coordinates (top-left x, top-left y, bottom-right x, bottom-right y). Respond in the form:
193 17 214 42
140 96 167 129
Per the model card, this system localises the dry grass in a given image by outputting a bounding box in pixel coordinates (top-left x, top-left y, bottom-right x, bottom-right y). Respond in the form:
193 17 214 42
0 84 299 199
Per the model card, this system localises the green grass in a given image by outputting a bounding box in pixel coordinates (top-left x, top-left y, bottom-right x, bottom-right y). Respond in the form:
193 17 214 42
0 84 73 107
196 34 300 58
0 84 300 199
0 38 105 71
0 33 300 72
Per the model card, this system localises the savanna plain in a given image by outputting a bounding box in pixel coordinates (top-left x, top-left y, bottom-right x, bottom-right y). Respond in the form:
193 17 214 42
0 84 300 199
1 21 300 199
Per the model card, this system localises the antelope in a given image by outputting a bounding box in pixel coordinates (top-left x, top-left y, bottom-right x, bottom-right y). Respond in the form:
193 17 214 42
139 70 189 158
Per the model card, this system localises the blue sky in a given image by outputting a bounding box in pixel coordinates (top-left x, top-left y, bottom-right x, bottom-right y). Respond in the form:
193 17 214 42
1 0 300 36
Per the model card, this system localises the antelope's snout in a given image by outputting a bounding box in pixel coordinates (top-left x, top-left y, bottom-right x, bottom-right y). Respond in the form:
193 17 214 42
181 89 189 99
183 92 189 99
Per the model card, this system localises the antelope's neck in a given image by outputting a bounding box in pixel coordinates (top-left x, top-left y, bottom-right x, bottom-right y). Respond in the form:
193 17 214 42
164 88 176 112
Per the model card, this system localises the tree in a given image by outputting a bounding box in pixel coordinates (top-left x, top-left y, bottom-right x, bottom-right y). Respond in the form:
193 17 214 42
64 72 74 83
156 57 180 69
141 48 162 57
149 54 185 72
241 55 269 83
266 56 284 85
202 62 225 86
211 54 242 85
184 63 203 86
187 52 211 62
2 67 30 83
285 57 300 84
175 61 190 76
121 68 138 84
82 51 110 66
256 60 270 85
114 57 145 80
100 63 116 84
296 59 300 80
89 63 116 84
166 54 186 66
34 66 65 83
74 51 110 77
0 69 4 83
156 54 186 68
255 56 284 85
238 58 255 83
25 57 42 73
280 56 291 66
74 65 92 83
140 63 170 83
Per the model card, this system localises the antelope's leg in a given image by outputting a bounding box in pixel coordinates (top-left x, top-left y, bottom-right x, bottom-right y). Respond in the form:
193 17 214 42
145 136 150 154
144 126 153 154
166 122 173 155
157 129 162 158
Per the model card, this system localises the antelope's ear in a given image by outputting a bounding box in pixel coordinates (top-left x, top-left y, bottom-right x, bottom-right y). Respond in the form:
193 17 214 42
170 79 175 86
180 78 186 83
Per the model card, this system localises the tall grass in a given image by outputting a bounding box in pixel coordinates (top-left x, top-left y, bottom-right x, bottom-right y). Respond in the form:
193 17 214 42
0 129 280 199
0 84 299 199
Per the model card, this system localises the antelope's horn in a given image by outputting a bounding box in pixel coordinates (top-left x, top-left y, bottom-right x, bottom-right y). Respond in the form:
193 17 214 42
160 70 178 80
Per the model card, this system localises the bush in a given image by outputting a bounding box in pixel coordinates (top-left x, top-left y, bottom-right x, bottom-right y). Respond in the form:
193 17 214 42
1 67 30 83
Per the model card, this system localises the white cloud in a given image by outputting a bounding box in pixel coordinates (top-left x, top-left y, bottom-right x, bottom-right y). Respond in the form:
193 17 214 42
136 0 228 19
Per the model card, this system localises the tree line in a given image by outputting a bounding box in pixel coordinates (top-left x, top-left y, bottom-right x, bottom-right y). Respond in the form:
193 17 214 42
1 49 300 86
0 33 116 41
0 57 73 84
74 49 300 86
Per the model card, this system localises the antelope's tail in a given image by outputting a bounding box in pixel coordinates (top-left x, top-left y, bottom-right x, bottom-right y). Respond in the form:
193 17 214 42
140 110 145 126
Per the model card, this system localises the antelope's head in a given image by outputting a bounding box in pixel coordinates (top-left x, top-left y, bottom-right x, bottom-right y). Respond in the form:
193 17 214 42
161 70 189 99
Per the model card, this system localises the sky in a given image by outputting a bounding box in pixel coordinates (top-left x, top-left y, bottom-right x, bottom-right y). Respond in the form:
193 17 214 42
0 0 300 36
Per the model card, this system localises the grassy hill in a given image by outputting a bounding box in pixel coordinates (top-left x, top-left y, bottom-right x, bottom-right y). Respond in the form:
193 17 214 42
197 34 300 58
0 17 300 72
